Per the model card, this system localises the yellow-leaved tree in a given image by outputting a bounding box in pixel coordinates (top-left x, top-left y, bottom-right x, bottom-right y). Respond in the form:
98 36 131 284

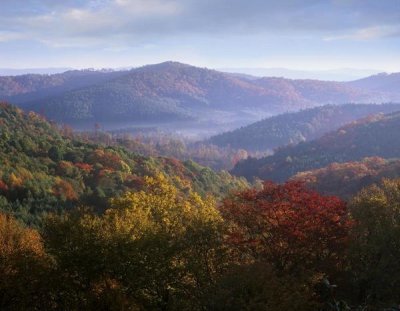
0 213 52 310
43 173 226 310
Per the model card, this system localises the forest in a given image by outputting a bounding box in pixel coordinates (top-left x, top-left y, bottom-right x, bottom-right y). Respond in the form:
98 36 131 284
2 102 400 310
2 0 400 309
232 111 400 182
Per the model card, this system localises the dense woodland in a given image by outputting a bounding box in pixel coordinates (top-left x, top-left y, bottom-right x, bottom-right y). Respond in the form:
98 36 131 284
292 157 400 199
210 103 400 151
2 73 400 309
81 130 254 171
0 103 247 226
233 111 400 182
1 62 398 127
4 168 400 310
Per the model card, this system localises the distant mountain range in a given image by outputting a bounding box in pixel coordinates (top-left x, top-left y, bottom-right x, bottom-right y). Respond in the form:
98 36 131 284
0 62 399 130
347 72 400 94
232 111 400 182
209 103 400 151
220 67 382 81
0 67 73 76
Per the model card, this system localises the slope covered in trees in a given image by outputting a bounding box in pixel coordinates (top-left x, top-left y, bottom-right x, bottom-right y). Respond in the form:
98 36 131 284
0 178 353 310
291 157 400 199
1 62 396 126
232 111 400 182
209 103 400 151
0 103 247 225
0 69 127 103
347 72 400 94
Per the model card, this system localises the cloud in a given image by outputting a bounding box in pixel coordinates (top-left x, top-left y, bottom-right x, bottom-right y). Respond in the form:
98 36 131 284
325 25 400 41
0 31 24 42
0 0 399 48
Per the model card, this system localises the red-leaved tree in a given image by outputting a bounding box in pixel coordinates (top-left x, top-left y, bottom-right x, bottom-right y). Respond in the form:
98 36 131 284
221 181 352 276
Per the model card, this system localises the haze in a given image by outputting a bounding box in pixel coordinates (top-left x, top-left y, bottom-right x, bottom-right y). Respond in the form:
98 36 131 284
1 0 399 79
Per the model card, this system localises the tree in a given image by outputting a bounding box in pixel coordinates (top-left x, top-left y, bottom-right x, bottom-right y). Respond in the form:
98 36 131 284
0 213 53 310
348 178 400 307
221 181 351 275
219 181 352 309
48 145 63 162
43 174 225 310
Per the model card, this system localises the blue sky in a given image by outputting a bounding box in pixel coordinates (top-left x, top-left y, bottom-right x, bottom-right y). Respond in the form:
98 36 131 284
0 0 399 71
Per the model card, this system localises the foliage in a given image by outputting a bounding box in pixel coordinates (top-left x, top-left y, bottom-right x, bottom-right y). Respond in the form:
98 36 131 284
82 130 254 171
221 181 351 275
292 157 400 199
348 179 400 308
233 111 400 182
42 174 226 310
210 103 400 152
0 213 53 310
0 103 247 225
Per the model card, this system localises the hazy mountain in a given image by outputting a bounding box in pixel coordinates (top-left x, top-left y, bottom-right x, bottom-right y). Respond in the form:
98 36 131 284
347 72 400 94
220 67 382 81
0 69 128 104
0 62 398 131
232 111 400 182
0 67 72 76
209 103 400 151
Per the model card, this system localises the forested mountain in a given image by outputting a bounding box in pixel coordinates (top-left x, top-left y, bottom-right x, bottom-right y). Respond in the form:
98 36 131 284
232 111 400 182
0 69 127 104
1 62 397 126
348 72 400 94
0 103 247 225
292 157 400 199
209 103 400 151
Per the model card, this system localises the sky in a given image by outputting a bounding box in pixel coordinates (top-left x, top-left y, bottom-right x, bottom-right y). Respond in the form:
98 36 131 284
0 0 399 73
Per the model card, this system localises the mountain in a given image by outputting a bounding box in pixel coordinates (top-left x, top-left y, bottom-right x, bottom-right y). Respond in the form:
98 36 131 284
0 67 72 76
231 111 400 182
0 103 247 225
220 67 382 81
0 69 127 104
291 157 400 199
347 72 400 94
1 62 397 129
209 103 400 151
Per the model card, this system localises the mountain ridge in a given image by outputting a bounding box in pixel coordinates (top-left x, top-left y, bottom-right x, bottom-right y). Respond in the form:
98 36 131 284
231 110 400 182
1 61 399 130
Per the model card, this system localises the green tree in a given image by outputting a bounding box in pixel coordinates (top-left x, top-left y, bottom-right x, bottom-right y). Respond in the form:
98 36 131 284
349 178 400 307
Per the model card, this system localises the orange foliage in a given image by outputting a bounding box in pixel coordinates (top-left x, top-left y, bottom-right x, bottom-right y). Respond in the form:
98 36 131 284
74 162 93 172
53 179 78 201
89 149 122 170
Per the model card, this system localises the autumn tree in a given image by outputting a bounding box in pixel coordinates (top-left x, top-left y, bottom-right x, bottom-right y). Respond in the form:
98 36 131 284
221 181 351 275
348 178 400 307
43 174 225 310
0 213 53 310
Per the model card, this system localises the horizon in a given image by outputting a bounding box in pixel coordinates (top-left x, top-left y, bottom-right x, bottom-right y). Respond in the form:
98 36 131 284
0 60 393 81
1 0 399 73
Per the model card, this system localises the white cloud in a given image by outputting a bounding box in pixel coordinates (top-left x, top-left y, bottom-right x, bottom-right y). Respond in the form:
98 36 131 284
324 25 400 41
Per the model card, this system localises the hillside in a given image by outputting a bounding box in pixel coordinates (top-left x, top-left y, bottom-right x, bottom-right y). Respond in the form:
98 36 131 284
348 72 400 94
0 69 127 103
291 157 400 199
209 103 400 151
1 62 397 127
231 111 400 182
0 103 248 225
